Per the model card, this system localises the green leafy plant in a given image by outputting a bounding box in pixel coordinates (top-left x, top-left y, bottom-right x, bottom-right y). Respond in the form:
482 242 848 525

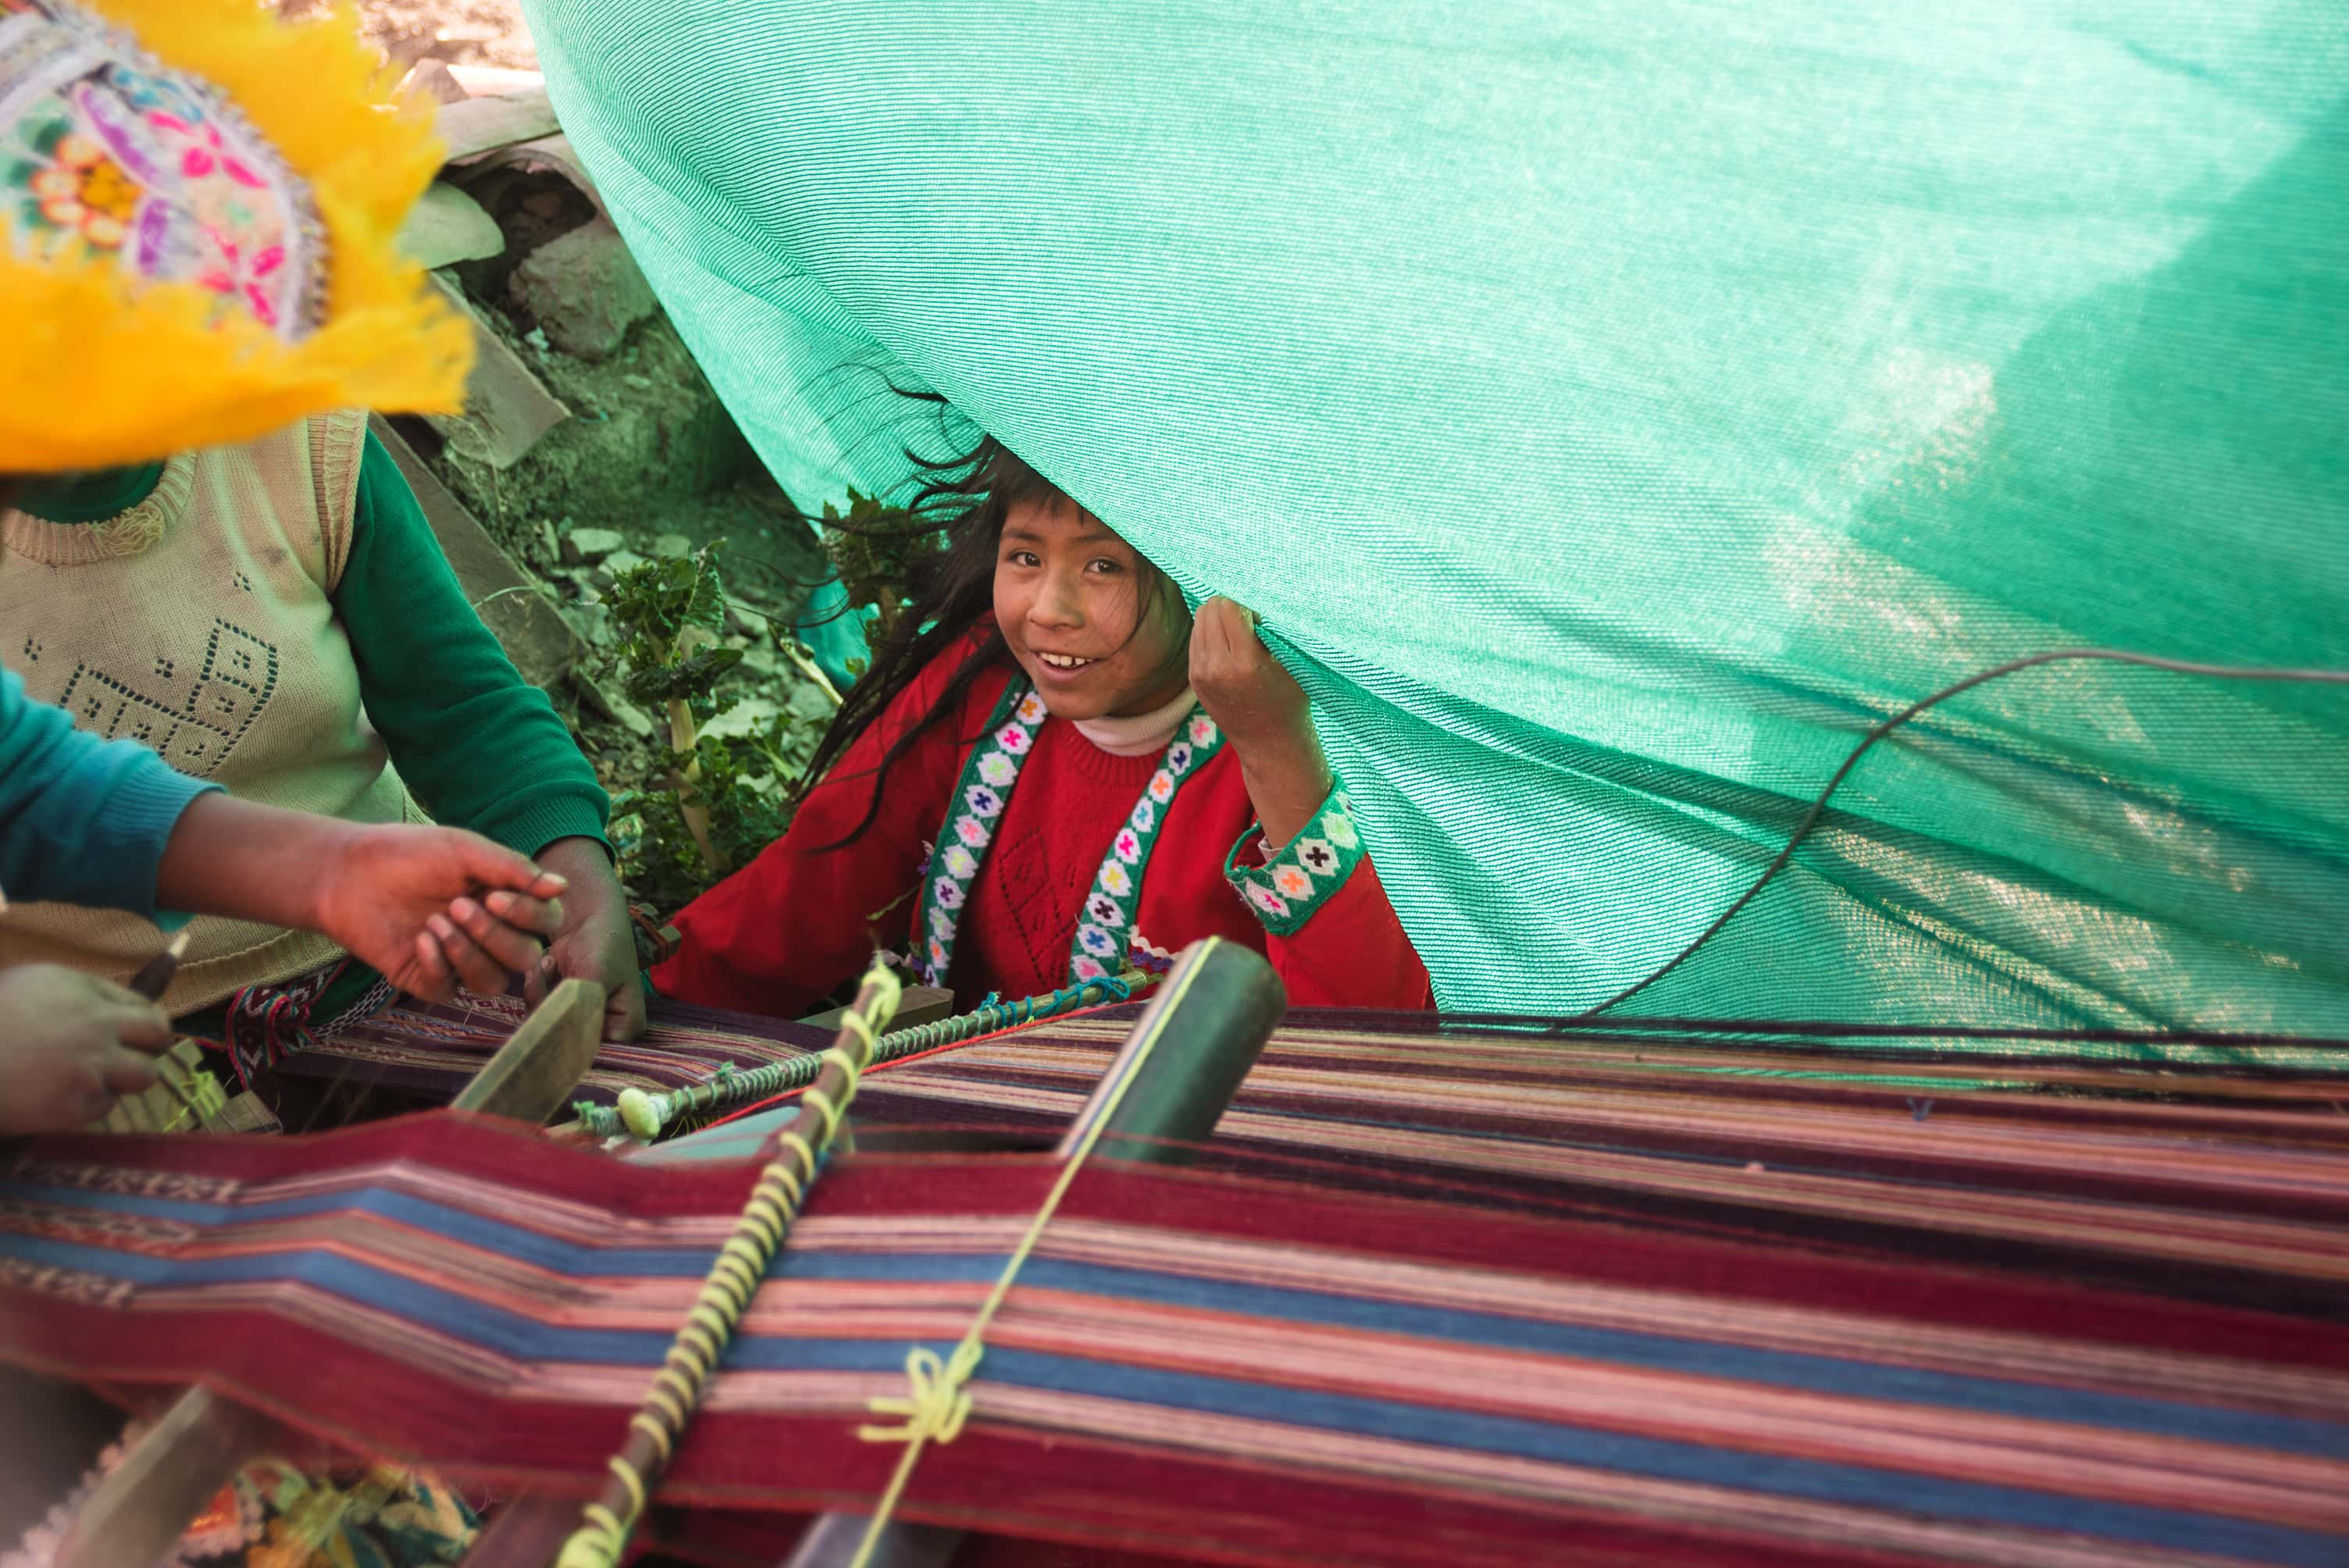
820 487 945 662
601 543 815 911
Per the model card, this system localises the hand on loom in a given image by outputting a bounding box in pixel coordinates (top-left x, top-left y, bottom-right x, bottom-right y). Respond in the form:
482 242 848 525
523 836 647 1041
0 965 173 1134
155 797 568 1004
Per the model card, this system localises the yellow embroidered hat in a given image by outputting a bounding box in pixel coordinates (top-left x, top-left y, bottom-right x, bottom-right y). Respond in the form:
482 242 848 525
0 0 472 472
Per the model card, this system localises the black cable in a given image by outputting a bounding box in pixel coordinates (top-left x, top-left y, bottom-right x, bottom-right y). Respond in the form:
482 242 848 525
1559 648 2349 1027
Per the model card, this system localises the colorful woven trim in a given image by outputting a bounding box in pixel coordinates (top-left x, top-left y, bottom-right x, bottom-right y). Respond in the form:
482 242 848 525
1223 781 1365 937
1070 708 1222 982
914 681 1046 987
914 678 1224 988
217 958 393 1091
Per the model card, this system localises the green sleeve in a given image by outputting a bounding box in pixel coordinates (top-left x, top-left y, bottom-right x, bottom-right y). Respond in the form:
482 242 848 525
334 431 610 857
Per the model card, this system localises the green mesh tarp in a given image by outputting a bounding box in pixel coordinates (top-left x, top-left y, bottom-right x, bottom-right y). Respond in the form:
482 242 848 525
522 0 2349 1029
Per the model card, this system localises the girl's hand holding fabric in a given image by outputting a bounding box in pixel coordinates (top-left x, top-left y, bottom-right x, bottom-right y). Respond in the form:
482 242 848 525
1190 597 1310 747
1191 597 1335 849
0 965 173 1134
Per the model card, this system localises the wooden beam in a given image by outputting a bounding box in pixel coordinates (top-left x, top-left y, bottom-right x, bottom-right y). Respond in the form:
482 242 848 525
435 87 560 163
53 985 609 1568
455 1494 589 1567
369 414 583 690
52 1388 279 1568
418 275 571 470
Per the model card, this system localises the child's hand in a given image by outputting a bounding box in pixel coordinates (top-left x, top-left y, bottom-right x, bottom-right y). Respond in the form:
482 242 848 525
313 825 569 1004
1191 597 1334 849
0 965 173 1135
1190 597 1314 751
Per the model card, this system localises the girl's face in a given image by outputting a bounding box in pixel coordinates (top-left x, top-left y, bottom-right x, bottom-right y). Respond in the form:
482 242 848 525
994 494 1191 720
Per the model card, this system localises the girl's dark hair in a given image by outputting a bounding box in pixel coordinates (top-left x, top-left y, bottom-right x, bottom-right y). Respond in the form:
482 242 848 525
798 405 1170 849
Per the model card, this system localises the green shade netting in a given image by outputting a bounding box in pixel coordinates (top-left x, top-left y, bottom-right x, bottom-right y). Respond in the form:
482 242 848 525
522 0 2349 1029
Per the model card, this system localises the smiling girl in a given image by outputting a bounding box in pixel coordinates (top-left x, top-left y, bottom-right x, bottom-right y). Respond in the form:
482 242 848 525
650 437 1432 1013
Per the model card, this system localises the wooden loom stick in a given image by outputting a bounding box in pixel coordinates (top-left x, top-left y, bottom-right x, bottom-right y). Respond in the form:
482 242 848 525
554 964 904 1568
584 973 1153 1142
53 980 608 1568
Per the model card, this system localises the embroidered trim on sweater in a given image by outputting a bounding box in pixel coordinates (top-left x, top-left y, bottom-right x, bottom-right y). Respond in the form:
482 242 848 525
913 677 1224 988
1070 708 1222 980
1224 781 1365 937
916 682 1047 986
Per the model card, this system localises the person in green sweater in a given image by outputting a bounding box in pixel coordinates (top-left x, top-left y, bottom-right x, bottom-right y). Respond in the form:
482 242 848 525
1 425 648 1066
0 664 570 1133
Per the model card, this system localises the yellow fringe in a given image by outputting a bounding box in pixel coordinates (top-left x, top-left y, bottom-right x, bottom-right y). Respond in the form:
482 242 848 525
0 0 471 472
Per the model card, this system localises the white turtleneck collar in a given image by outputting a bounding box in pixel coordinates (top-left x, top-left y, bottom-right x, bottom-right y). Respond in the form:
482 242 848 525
1070 684 1196 757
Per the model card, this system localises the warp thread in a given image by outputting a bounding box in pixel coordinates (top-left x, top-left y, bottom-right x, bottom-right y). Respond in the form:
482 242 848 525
845 951 1203 1567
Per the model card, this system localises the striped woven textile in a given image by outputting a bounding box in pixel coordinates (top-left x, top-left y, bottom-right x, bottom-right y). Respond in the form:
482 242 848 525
267 992 2349 1115
4 1009 2344 1566
266 994 838 1105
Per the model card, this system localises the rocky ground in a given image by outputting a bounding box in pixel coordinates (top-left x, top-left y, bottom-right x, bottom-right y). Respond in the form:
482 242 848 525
339 1 843 913
344 0 536 71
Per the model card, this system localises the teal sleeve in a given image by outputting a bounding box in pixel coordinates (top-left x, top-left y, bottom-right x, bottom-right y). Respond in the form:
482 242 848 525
0 668 217 918
333 431 611 857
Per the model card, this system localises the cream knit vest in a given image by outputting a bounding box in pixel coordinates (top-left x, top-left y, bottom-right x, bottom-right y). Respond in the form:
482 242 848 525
0 412 423 1013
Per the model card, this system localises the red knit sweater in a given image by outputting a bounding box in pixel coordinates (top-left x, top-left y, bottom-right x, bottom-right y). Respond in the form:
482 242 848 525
652 639 1433 1016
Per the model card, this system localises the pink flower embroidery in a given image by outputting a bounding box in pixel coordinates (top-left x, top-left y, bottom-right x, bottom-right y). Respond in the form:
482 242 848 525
996 725 1032 755
1189 715 1217 746
955 816 991 849
1245 882 1291 918
1071 956 1107 981
1113 829 1141 864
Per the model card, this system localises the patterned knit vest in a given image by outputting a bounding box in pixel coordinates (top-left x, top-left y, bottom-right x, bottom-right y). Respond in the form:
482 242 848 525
0 412 424 1013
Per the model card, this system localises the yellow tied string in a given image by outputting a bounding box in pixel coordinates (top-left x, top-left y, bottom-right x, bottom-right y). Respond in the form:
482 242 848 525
846 955 1207 1568
857 1342 980 1446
